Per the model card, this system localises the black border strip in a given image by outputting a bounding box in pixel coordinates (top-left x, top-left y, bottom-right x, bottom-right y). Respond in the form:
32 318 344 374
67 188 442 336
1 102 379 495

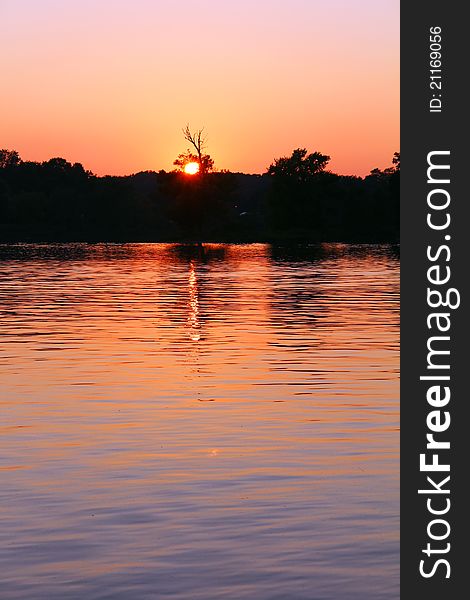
401 2 467 597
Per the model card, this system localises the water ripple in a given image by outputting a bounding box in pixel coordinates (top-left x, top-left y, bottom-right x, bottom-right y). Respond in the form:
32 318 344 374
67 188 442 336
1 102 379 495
0 243 399 600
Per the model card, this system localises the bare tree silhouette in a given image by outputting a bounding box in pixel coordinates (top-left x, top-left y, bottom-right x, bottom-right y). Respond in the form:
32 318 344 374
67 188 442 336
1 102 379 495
182 124 213 175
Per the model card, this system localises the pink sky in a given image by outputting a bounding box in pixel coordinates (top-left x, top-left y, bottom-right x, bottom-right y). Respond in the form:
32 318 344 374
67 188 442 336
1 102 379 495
1 0 399 176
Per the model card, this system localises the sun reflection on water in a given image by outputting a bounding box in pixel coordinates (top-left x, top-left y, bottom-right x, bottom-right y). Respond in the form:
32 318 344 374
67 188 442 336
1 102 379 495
187 260 200 342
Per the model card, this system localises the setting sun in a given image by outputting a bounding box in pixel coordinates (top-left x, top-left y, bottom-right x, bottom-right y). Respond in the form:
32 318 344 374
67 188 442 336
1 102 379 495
184 162 200 175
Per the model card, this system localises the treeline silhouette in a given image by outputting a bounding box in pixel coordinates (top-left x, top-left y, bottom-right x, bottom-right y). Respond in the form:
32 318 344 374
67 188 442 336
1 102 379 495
0 148 399 243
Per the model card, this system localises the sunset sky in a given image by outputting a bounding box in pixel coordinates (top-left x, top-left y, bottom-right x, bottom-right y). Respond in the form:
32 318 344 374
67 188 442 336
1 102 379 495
1 0 399 177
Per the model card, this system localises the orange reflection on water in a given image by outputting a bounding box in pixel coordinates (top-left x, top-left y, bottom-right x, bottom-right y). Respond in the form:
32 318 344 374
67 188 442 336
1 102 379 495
0 242 399 600
187 260 200 342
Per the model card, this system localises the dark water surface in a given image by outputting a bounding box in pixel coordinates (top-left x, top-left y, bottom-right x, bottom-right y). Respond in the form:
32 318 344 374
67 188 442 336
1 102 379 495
0 243 399 600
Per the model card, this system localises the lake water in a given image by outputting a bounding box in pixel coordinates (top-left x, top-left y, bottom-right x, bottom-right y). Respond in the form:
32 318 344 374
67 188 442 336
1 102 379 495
0 243 399 600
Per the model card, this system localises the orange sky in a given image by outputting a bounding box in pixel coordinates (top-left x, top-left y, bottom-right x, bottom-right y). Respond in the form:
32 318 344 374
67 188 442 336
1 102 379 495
1 0 399 177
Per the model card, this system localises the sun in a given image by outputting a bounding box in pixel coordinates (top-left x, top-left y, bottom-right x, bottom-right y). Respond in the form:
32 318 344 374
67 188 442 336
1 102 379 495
184 161 200 175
